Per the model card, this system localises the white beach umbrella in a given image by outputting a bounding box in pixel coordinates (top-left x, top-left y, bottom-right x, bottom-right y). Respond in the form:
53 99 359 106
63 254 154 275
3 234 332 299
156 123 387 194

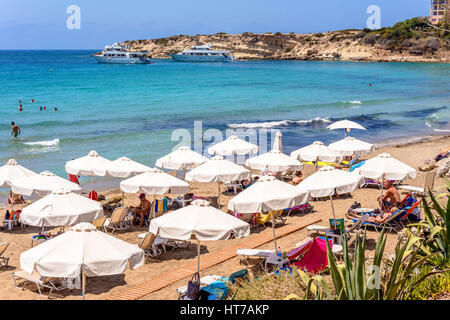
246 150 303 173
290 141 343 163
0 159 37 188
207 135 258 157
0 159 37 210
155 146 208 171
20 222 144 299
186 156 251 206
185 155 251 183
228 175 310 253
328 136 373 157
297 166 364 221
65 150 111 177
120 168 189 197
353 153 417 181
20 189 103 228
327 119 366 137
11 171 82 197
272 130 283 153
93 156 151 178
149 199 250 275
228 175 310 213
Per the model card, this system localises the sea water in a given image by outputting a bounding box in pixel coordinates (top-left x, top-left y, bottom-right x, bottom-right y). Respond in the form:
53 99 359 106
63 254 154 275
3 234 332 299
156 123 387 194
0 50 449 200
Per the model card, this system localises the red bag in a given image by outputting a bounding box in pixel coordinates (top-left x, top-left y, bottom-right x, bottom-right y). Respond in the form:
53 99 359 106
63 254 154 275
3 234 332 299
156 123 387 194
89 190 98 201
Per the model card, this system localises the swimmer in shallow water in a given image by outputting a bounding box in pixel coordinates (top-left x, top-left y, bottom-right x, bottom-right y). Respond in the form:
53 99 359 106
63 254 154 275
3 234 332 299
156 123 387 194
11 122 21 138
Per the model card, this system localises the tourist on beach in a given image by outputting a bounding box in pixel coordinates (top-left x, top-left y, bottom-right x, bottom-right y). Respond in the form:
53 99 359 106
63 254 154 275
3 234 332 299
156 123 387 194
377 180 401 212
131 193 151 228
241 176 259 189
11 122 21 138
8 190 25 205
291 171 303 185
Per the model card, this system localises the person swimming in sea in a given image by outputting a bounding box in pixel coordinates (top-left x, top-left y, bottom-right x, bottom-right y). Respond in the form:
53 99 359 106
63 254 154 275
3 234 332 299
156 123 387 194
54 107 58 111
39 106 43 111
11 122 21 138
18 105 23 111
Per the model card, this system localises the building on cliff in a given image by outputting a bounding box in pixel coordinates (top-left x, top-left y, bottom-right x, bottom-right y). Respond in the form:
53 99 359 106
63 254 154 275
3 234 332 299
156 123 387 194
430 0 449 24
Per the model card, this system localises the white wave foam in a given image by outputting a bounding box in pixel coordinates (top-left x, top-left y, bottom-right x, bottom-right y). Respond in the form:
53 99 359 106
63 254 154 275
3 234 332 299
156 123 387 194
227 117 331 129
342 100 362 104
23 138 60 147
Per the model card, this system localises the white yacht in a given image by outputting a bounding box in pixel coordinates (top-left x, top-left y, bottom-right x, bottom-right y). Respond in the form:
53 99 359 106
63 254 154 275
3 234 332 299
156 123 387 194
94 43 150 64
171 44 235 62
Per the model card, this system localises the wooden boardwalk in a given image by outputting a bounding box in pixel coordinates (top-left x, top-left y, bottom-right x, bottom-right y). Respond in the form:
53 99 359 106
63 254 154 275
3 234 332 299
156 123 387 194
107 217 321 300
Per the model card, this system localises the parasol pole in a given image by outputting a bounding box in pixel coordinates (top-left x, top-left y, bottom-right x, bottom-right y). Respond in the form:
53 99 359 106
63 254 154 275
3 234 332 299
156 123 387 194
217 182 221 208
330 192 337 223
197 239 201 275
81 268 86 300
271 212 278 254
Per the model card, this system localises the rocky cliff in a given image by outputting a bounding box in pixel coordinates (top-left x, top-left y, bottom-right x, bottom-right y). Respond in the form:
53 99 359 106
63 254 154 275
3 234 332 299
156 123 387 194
122 18 450 63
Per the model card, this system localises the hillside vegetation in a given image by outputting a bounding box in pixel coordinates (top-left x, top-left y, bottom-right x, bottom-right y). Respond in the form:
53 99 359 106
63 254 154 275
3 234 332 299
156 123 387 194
123 18 450 62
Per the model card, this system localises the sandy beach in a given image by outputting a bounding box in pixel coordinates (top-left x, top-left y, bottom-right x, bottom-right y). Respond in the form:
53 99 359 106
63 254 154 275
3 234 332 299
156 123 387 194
0 134 448 300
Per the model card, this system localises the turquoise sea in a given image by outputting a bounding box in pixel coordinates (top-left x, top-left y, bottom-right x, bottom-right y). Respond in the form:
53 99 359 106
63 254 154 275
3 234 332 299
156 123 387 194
0 50 449 201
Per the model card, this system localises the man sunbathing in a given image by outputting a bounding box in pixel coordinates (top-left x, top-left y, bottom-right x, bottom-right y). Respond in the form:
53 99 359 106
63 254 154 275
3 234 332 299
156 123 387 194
131 193 151 228
291 171 303 186
377 180 401 213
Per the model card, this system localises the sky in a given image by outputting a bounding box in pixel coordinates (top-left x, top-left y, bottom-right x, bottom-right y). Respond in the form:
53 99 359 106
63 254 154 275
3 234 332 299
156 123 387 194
0 0 430 49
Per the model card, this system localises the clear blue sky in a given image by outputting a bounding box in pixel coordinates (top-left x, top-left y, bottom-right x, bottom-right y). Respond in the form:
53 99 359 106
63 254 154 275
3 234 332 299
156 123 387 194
1 0 429 49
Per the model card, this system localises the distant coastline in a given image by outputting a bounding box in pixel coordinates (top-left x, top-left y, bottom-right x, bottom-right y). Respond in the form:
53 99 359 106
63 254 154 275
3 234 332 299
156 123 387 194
122 18 450 63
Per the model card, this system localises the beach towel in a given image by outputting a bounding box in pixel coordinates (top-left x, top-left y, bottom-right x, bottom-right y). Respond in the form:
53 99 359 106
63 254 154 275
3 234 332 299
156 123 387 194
350 160 365 172
154 198 168 214
290 238 331 274
199 280 229 300
286 237 313 260
68 174 80 184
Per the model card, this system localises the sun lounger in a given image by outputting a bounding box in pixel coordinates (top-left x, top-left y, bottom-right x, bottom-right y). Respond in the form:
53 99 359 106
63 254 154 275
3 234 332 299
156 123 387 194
137 232 190 254
12 270 70 297
100 195 123 213
236 248 274 265
399 171 435 196
91 216 107 230
355 201 420 232
138 232 165 258
104 207 131 234
363 178 403 189
255 210 286 227
0 242 9 267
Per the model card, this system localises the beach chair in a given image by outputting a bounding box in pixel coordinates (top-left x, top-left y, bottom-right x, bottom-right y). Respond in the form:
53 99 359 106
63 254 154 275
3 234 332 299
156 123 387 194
284 203 313 217
255 210 286 227
356 201 421 233
104 207 130 234
307 215 369 245
138 232 169 258
0 242 9 267
12 270 70 297
236 248 274 266
101 195 123 213
91 216 107 230
363 178 403 189
399 171 435 196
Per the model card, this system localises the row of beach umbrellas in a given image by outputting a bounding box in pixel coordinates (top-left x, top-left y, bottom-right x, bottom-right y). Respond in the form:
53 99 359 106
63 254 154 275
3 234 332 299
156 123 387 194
0 118 419 299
